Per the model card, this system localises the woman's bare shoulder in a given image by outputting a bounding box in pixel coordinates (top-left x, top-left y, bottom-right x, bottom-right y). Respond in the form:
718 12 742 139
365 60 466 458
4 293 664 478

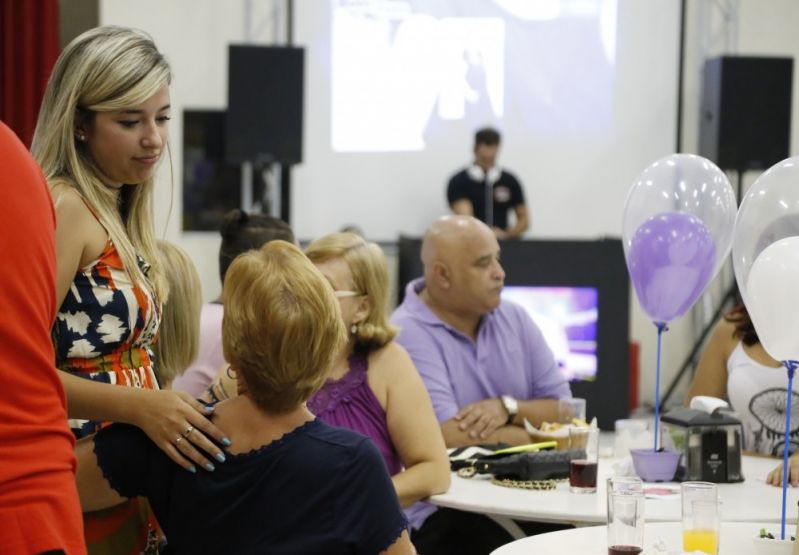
369 341 413 369
50 181 90 216
367 342 419 388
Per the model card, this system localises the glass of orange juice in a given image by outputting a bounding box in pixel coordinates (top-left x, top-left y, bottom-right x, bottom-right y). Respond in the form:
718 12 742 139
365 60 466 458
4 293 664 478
681 481 719 554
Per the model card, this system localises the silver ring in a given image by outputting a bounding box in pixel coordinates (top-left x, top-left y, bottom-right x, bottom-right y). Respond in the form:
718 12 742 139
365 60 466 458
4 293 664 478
175 436 183 447
182 425 194 439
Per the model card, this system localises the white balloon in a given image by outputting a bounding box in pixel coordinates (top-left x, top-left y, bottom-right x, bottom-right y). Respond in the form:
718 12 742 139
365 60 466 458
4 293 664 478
746 236 799 362
732 156 799 312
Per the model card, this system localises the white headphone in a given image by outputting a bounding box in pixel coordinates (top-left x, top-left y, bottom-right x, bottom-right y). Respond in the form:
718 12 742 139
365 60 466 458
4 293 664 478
467 164 502 186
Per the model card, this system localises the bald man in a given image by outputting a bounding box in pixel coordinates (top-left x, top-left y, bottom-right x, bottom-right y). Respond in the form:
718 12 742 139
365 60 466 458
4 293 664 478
392 216 571 448
392 216 572 554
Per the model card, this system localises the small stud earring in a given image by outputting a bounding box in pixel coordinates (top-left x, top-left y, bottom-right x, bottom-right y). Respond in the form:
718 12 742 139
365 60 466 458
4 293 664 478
350 324 358 335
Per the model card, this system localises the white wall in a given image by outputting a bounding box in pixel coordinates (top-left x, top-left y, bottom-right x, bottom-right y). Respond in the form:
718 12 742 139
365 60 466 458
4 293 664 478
100 0 799 407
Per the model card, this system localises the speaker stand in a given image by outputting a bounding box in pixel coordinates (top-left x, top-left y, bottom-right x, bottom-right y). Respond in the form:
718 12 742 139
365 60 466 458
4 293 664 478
280 164 292 224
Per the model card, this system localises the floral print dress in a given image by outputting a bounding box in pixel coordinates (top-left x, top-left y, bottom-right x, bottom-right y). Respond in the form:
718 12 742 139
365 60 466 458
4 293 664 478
53 238 162 555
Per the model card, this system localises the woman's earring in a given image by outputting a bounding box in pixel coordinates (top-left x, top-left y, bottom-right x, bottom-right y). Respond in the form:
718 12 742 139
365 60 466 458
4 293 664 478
350 324 358 335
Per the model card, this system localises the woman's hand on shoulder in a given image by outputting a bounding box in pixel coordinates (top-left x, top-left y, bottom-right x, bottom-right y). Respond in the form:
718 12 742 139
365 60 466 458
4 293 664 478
134 388 231 473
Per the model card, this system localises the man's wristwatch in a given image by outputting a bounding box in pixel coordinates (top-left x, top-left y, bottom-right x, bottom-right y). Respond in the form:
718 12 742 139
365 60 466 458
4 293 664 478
500 395 518 425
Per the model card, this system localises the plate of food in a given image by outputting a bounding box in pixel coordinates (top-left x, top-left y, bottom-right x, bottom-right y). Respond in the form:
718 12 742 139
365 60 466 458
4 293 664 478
524 417 595 450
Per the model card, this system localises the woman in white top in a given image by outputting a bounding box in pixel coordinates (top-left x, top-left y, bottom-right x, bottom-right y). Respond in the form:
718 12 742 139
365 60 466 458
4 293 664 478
686 303 799 486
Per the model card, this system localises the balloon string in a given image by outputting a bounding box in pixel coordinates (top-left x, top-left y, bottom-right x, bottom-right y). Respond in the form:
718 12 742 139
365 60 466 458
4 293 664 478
653 322 667 452
780 360 797 541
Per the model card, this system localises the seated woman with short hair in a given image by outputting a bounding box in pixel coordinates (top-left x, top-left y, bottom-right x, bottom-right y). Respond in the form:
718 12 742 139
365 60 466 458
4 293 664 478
206 233 450 533
76 241 414 554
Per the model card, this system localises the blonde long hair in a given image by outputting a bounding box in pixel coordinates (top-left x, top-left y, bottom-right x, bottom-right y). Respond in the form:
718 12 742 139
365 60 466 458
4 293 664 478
305 232 397 351
152 241 202 387
31 26 170 300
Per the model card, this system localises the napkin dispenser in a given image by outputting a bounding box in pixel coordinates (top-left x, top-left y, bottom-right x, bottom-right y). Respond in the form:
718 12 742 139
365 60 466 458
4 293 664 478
660 406 744 483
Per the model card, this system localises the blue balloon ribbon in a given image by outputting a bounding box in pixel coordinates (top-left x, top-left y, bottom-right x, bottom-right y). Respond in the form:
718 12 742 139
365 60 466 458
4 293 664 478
780 360 798 540
653 322 668 452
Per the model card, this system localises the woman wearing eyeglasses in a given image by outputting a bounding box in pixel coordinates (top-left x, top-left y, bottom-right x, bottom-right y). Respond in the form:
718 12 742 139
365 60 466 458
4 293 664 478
303 233 450 534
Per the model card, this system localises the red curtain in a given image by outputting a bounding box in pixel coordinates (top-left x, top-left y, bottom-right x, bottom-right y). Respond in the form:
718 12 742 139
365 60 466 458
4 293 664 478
1 0 60 148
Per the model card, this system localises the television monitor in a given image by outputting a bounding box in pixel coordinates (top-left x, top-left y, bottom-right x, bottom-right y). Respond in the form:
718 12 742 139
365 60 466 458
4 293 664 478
501 286 598 383
397 237 629 429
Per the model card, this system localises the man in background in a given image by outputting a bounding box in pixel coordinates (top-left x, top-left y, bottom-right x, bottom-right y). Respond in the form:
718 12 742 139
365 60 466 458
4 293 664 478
447 127 529 239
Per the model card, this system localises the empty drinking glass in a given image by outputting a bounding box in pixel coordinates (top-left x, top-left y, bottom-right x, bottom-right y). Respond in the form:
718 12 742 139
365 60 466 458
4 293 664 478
559 397 587 424
607 486 645 555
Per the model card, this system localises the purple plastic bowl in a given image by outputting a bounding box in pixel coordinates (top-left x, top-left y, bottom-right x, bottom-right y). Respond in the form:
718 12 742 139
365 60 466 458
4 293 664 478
630 448 680 482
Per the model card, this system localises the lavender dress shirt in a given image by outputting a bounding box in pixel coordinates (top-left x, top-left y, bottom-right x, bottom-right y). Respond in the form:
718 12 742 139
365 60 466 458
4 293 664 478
391 278 571 425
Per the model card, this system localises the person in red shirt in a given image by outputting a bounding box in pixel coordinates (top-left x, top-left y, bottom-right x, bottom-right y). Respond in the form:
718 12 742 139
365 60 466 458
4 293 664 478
0 121 86 554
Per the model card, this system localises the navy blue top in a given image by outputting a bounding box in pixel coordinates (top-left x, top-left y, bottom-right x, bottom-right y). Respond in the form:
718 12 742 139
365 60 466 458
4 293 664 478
446 168 525 230
94 418 408 554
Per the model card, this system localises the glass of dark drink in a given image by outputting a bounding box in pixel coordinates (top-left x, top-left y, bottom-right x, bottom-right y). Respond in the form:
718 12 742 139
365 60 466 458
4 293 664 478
569 426 599 493
607 488 645 555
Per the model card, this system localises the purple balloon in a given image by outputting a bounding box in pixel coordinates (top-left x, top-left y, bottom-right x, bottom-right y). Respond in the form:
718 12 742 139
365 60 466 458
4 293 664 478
626 212 716 323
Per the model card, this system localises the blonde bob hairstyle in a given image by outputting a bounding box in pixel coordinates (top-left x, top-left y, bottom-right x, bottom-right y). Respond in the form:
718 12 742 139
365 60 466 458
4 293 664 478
222 241 347 413
31 26 171 300
152 241 202 387
305 232 397 351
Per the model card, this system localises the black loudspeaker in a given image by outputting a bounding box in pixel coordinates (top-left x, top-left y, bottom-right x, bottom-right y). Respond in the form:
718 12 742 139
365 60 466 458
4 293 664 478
699 56 793 171
226 46 304 164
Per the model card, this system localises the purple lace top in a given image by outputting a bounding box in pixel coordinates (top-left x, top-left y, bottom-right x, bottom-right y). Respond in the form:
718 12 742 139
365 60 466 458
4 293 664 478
307 351 402 476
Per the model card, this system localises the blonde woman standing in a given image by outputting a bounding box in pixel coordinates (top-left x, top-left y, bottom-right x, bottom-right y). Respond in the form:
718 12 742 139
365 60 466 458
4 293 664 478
31 26 227 553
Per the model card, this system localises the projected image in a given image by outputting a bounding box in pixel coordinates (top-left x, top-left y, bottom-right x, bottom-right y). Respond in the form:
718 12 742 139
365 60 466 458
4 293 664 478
331 0 617 152
502 286 598 382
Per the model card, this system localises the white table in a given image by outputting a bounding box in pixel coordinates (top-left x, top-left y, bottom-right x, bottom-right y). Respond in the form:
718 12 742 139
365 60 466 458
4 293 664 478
430 455 799 536
490 521 794 554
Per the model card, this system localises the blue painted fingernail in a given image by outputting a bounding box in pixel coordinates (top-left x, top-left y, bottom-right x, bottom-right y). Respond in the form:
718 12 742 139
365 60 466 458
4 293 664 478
222 437 231 446
188 465 197 473
205 463 216 472
215 452 226 463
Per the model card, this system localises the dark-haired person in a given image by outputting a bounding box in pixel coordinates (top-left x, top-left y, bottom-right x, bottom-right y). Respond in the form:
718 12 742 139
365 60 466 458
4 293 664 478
446 127 529 239
76 241 415 554
171 209 294 397
686 303 799 486
0 121 86 554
